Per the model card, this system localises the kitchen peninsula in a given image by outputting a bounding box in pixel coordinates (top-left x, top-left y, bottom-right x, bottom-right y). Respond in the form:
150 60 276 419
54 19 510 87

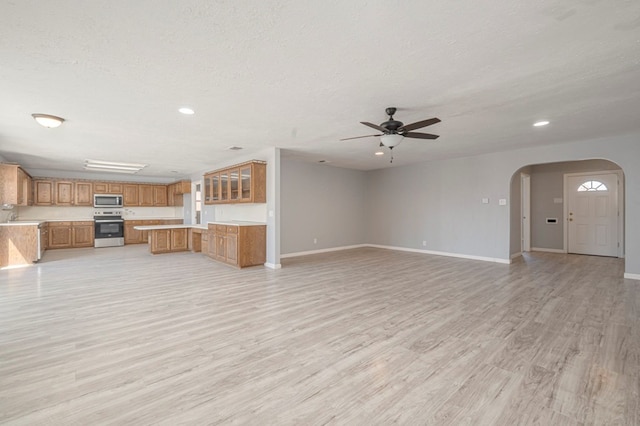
135 221 266 268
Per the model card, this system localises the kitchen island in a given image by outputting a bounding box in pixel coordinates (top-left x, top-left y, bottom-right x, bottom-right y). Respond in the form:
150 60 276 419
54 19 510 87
135 221 266 268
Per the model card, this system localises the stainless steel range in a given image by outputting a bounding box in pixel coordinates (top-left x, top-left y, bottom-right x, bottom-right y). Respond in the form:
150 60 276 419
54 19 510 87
94 209 124 248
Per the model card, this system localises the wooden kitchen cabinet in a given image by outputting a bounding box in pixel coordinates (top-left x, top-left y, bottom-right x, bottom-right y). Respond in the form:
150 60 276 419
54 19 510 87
55 181 74 205
150 229 172 253
34 180 54 205
34 179 92 206
206 223 265 268
203 161 266 205
138 185 154 206
148 228 188 254
123 184 139 206
94 182 123 194
48 222 72 249
124 220 143 244
71 221 94 247
171 228 188 251
153 185 167 206
0 164 33 206
48 221 95 249
74 182 93 206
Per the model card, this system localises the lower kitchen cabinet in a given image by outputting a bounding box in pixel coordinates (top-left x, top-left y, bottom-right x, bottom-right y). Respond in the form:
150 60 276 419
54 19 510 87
48 222 72 249
48 221 95 249
149 228 188 254
71 221 94 247
206 223 265 268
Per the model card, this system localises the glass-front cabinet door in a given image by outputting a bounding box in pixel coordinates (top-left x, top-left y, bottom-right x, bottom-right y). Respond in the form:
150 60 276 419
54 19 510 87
220 171 228 201
204 175 211 203
240 165 252 201
229 169 239 201
212 174 219 203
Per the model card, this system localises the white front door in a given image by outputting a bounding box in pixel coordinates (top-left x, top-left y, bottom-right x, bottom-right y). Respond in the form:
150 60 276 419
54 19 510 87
567 172 618 257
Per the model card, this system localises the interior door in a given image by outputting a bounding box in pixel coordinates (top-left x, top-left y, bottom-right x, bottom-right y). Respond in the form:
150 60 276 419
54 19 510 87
567 173 618 257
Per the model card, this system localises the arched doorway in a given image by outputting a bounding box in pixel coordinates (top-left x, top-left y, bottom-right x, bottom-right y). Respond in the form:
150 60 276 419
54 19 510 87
509 159 625 260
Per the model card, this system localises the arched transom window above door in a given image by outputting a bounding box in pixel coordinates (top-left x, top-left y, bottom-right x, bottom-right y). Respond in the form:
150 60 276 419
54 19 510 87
577 180 608 192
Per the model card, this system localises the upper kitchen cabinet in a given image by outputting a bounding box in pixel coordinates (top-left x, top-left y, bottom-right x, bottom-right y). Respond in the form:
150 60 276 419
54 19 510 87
123 184 139 206
138 185 154 206
33 179 92 206
94 182 123 194
153 185 167 206
203 161 266 205
0 164 33 206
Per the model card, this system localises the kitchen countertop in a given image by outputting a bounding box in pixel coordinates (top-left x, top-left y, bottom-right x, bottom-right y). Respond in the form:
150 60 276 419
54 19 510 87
134 224 204 230
206 220 266 227
123 217 183 220
0 221 44 227
134 221 265 231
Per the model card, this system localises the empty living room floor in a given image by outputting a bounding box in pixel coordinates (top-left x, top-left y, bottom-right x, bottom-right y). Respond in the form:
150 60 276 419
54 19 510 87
0 245 638 425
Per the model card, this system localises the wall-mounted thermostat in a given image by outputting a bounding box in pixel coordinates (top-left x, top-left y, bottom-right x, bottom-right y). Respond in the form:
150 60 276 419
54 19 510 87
546 218 558 224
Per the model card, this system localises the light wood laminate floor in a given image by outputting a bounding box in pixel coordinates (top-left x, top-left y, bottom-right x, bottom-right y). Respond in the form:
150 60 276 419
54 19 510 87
0 246 638 425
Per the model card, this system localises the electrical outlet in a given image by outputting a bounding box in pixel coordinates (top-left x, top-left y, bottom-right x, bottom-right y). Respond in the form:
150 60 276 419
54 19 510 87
313 238 317 244
422 240 427 246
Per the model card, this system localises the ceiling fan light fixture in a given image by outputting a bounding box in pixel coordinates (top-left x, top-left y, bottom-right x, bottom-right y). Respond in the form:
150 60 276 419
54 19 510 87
380 134 404 147
32 113 65 128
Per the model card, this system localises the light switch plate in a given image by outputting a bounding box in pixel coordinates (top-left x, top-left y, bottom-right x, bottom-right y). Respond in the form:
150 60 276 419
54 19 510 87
553 198 563 204
482 198 489 204
499 199 507 206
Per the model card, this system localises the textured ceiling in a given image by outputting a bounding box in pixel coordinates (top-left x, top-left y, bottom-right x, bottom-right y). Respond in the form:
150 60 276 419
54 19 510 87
1 0 639 177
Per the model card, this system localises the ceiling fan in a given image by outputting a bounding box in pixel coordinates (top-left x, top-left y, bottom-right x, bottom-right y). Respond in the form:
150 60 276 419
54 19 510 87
341 107 441 162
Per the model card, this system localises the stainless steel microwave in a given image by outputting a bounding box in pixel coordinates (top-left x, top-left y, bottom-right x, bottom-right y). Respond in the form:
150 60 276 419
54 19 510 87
94 194 123 208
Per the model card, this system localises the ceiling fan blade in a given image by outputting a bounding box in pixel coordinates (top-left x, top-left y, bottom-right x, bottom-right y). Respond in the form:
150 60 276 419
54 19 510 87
340 134 382 141
360 122 388 132
404 132 439 140
400 117 441 132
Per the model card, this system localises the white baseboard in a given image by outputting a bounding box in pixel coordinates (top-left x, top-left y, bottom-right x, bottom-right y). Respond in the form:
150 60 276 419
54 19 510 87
531 247 566 254
624 273 640 281
367 244 512 264
280 244 368 259
510 252 522 260
264 262 282 269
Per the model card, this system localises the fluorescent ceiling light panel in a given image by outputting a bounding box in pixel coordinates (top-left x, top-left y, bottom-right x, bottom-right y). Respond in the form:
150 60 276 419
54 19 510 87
84 159 147 174
83 167 138 174
533 120 550 127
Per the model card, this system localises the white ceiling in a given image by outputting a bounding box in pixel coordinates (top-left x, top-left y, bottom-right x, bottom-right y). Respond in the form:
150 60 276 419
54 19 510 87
1 1 639 178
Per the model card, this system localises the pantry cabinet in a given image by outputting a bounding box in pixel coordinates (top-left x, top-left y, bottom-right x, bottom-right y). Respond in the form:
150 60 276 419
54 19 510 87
203 161 266 205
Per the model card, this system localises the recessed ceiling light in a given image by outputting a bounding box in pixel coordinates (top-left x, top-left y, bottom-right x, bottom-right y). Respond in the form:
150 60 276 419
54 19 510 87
179 107 195 115
374 151 384 156
228 146 243 151
533 120 550 127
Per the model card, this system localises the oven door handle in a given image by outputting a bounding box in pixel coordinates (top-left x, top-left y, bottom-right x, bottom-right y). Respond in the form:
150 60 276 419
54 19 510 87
95 219 124 223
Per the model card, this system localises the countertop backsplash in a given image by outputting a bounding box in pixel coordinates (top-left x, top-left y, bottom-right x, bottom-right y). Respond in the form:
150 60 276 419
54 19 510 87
16 206 183 221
